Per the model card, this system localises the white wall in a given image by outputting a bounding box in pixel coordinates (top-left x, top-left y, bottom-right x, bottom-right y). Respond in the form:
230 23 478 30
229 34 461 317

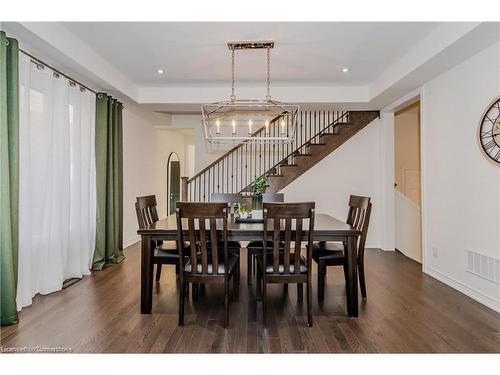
421 42 500 312
122 108 187 248
168 114 233 175
281 119 389 249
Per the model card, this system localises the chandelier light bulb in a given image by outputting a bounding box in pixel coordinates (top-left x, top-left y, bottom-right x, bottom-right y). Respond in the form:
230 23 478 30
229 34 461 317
201 40 299 144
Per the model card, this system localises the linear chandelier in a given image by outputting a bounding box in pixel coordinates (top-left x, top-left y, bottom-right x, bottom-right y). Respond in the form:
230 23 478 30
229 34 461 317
202 41 299 144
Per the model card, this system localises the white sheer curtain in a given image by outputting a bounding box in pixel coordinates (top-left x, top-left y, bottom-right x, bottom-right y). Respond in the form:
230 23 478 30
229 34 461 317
17 54 96 310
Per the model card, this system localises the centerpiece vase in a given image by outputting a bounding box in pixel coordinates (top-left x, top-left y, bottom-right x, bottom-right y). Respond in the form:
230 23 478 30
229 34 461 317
252 193 263 219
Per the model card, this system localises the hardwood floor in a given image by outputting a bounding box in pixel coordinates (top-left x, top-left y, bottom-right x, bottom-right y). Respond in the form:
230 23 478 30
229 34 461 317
1 244 499 353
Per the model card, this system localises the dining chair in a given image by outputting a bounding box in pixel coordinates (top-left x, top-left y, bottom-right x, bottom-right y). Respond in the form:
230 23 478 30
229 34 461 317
255 202 315 327
210 193 243 253
135 195 189 282
176 202 240 327
312 195 372 301
211 193 242 214
246 193 284 285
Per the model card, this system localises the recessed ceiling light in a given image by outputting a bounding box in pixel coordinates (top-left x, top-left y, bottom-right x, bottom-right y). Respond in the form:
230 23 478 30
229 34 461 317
341 67 350 73
157 69 164 74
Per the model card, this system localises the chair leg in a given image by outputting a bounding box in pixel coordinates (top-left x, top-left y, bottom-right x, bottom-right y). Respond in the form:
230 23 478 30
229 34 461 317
233 263 240 301
247 250 253 285
179 277 185 326
184 281 189 300
256 261 262 301
358 256 367 299
307 278 313 327
262 279 267 326
318 260 326 302
192 283 199 300
297 283 303 302
155 264 162 282
343 257 349 285
283 283 288 294
224 279 230 328
175 262 180 275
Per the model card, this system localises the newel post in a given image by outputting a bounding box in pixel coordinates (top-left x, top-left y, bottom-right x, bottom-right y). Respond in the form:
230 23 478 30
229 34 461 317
181 177 189 202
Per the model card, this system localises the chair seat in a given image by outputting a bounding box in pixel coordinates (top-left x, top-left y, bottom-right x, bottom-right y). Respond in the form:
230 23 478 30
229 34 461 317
259 253 308 274
155 241 190 260
157 241 189 251
228 241 242 249
206 240 241 248
184 253 239 274
154 248 180 259
247 241 284 254
311 242 344 262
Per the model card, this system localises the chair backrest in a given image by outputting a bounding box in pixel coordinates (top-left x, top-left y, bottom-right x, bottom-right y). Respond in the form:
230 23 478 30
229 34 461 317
263 202 315 275
262 193 284 203
176 202 229 276
211 193 242 214
136 195 159 228
346 195 372 255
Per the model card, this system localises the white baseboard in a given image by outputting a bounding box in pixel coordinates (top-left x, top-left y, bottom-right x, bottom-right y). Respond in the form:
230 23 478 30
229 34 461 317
365 243 394 251
423 265 500 313
123 235 140 249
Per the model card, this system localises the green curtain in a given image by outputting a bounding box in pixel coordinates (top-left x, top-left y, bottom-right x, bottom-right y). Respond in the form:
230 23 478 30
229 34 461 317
0 32 19 326
92 94 124 270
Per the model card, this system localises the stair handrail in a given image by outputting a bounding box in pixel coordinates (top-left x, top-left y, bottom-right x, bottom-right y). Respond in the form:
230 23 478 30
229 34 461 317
185 110 352 201
186 114 283 184
258 110 350 180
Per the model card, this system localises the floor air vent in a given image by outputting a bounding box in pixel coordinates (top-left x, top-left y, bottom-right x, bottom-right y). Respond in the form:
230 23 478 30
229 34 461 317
466 249 500 285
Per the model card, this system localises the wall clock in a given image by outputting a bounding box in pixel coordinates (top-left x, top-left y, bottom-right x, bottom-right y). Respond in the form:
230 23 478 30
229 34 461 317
478 96 500 165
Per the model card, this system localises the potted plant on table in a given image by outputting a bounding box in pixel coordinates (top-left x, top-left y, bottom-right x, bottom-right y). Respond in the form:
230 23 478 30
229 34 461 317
236 203 249 219
251 175 268 220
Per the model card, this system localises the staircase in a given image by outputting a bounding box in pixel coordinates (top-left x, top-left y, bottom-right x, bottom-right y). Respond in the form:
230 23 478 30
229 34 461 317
183 110 379 202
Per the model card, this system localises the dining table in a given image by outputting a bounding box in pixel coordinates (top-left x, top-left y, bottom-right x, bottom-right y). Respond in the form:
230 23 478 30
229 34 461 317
137 213 362 317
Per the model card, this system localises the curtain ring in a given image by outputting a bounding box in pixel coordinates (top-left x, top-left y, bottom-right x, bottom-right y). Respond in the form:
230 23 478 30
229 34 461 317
69 81 76 87
53 72 60 78
36 63 44 70
97 93 104 99
80 86 86 92
5 40 9 46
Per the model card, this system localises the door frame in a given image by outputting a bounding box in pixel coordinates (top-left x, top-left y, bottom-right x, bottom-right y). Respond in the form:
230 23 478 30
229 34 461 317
166 152 181 216
382 87 427 271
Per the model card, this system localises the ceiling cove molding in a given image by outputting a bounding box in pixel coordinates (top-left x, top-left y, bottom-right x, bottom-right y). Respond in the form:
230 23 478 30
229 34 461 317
4 22 498 111
369 22 481 99
137 84 370 104
5 22 139 102
369 22 500 107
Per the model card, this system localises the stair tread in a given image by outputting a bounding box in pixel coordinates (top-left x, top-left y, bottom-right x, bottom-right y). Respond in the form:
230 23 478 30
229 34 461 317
188 111 380 198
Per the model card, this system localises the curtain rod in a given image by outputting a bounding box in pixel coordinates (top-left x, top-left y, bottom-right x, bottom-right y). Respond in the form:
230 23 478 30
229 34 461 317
20 49 98 95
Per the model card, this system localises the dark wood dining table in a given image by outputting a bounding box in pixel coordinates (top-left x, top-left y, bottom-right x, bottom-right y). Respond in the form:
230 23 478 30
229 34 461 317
137 213 362 317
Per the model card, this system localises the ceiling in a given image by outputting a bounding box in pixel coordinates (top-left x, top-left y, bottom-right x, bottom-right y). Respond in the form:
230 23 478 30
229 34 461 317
61 22 439 86
5 21 498 115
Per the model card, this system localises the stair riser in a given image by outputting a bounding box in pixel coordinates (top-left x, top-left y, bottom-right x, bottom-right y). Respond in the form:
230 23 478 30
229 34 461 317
266 111 379 192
